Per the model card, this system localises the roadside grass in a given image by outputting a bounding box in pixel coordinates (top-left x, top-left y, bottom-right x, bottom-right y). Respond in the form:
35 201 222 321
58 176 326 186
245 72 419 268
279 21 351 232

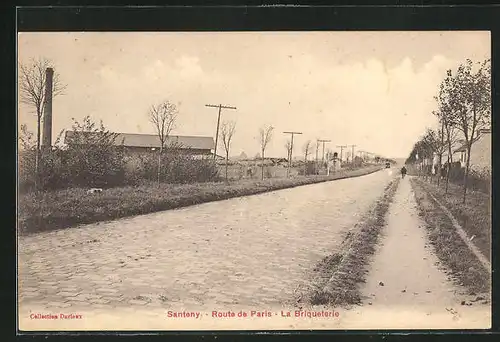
18 165 382 235
302 177 400 307
414 178 490 262
410 178 490 297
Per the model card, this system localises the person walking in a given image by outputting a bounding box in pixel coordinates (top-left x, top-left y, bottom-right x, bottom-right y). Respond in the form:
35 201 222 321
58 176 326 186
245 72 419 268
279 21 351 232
401 165 407 179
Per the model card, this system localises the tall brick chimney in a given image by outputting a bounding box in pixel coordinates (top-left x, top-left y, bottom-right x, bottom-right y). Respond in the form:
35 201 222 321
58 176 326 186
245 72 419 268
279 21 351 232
42 67 54 148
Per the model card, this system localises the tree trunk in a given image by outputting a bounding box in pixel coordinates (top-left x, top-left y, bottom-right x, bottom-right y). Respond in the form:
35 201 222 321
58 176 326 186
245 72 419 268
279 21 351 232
287 148 292 178
463 143 472 204
445 155 450 194
438 122 444 186
157 147 162 187
261 149 265 180
445 139 453 194
225 153 229 183
35 112 41 192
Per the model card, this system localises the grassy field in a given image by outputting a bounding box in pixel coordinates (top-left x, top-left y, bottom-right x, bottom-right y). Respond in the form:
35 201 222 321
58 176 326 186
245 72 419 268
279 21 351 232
410 177 490 296
18 165 383 235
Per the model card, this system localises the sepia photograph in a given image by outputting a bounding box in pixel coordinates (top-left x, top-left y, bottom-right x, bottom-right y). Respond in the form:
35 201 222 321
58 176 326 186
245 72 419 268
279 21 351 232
17 31 491 331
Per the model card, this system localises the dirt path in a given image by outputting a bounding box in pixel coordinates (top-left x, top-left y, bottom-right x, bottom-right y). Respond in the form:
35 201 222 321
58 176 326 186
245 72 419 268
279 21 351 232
337 176 491 329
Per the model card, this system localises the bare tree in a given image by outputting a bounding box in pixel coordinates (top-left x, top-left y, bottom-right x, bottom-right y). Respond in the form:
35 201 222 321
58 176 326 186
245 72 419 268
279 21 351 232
258 125 274 180
148 100 178 186
220 120 236 182
446 59 491 203
302 140 311 176
19 57 66 191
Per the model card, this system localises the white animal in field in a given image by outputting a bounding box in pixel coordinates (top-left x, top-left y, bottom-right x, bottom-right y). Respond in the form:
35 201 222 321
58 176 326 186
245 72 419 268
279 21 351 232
86 188 103 194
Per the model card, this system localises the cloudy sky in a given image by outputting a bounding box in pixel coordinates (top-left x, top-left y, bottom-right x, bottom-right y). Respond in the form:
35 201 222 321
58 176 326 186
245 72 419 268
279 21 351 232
18 31 490 159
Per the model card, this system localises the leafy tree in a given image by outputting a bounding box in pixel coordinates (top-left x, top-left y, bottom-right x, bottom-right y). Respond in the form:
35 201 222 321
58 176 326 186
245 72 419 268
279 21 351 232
444 59 491 202
434 77 461 193
64 116 124 188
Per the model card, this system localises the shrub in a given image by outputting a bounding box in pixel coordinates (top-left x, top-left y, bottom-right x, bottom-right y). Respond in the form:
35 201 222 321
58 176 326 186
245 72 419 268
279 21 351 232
122 150 220 185
19 118 220 193
18 150 36 193
297 161 316 176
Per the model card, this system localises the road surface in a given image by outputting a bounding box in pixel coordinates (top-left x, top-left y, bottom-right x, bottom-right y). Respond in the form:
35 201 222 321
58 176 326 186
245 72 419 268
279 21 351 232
18 170 490 330
18 169 395 315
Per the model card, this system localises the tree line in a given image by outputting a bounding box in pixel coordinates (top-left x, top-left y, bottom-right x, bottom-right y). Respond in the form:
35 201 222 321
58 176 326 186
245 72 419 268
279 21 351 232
19 56 374 192
406 58 491 202
18 58 218 193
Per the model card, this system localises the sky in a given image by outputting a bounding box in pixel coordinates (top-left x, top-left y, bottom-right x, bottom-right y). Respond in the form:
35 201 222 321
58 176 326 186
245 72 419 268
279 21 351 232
17 31 490 159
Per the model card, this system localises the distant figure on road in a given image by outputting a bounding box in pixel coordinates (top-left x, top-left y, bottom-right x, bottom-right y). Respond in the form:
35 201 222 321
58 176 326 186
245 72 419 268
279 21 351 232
401 166 407 179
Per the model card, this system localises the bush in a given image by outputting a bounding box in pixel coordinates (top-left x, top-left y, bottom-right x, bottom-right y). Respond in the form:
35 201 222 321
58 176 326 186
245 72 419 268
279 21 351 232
122 151 220 185
18 150 36 193
164 154 220 184
18 119 225 193
297 161 316 176
447 164 490 193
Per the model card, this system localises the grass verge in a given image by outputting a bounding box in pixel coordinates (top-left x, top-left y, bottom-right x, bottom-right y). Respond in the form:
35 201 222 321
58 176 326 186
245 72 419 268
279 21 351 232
410 178 490 297
412 178 490 262
299 176 400 307
18 165 383 235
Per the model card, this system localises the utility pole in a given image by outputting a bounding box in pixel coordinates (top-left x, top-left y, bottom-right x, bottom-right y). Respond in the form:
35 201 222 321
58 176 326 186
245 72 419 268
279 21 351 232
283 131 302 177
205 104 237 160
348 144 356 163
336 145 347 162
317 139 331 164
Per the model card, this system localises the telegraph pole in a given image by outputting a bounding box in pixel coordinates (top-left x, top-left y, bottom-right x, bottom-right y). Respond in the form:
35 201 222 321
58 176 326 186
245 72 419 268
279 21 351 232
283 131 302 177
318 139 331 164
205 104 237 160
348 144 356 163
336 145 347 162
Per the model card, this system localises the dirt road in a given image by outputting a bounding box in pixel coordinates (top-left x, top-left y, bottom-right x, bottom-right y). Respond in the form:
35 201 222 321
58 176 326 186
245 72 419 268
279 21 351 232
337 175 491 329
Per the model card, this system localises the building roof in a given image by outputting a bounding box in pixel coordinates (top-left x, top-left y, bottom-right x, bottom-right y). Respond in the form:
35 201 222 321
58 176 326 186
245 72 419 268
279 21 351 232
64 131 214 150
241 157 288 162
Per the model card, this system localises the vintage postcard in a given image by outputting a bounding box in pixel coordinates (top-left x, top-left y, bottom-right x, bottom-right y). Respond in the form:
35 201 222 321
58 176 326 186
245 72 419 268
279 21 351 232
17 31 491 331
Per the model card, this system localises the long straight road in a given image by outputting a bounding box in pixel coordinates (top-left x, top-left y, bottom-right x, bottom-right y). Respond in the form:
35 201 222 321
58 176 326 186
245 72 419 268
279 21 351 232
19 169 395 324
